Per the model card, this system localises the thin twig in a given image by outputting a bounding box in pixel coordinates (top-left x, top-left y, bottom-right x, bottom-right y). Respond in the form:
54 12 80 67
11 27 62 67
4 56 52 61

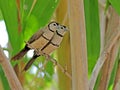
29 59 48 85
44 54 72 79
27 0 37 18
29 54 72 87
0 45 23 90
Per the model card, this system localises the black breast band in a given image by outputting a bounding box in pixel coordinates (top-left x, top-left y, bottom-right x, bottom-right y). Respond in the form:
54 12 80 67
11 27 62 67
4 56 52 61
56 30 63 37
41 34 50 41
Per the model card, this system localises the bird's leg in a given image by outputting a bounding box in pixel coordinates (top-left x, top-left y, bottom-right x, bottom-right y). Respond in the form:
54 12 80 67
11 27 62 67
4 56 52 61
44 53 50 61
34 49 45 56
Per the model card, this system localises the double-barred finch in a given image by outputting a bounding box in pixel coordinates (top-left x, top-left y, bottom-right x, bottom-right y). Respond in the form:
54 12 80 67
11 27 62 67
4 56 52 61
24 24 68 71
11 22 59 60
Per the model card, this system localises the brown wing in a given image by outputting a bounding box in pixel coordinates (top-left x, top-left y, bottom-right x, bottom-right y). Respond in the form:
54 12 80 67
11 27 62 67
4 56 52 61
28 27 47 44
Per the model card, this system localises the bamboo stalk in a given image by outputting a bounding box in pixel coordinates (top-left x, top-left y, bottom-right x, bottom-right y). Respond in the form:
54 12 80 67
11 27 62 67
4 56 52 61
89 7 120 90
98 0 106 52
98 7 120 90
98 42 119 90
68 0 88 90
89 29 120 89
56 0 72 90
0 45 23 90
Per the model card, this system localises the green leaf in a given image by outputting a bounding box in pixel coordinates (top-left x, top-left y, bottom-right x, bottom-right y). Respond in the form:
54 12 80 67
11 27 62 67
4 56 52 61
105 0 111 12
0 0 21 54
0 0 60 54
0 0 60 89
108 53 119 89
0 66 10 90
109 0 120 15
0 10 3 20
84 0 100 74
44 61 54 81
22 0 60 41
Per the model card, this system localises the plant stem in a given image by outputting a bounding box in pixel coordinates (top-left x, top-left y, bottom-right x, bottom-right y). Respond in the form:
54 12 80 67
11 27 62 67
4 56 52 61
0 45 23 90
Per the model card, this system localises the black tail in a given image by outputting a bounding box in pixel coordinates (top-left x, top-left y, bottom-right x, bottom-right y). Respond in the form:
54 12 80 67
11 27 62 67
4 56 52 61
11 46 30 60
23 55 39 71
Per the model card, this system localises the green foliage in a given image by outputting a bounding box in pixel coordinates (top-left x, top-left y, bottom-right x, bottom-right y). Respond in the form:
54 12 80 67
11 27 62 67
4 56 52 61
22 0 60 42
0 0 19 53
0 66 10 90
108 57 118 89
109 0 120 15
0 10 3 20
44 61 54 81
0 0 60 89
105 0 111 12
84 0 100 74
0 0 59 54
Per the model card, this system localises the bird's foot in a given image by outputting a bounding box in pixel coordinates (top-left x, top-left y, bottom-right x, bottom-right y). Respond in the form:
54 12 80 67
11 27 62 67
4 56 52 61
34 49 45 56
44 54 50 61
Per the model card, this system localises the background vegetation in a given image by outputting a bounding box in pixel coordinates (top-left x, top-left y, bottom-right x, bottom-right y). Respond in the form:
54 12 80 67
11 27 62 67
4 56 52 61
0 0 120 90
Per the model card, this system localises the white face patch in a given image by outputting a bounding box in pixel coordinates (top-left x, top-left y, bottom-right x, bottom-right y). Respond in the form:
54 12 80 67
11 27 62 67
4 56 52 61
48 22 59 32
56 25 68 36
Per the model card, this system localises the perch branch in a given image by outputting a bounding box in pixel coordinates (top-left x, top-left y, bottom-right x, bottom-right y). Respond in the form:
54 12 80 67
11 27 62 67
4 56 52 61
0 45 23 90
44 54 72 79
28 53 72 86
25 41 72 79
29 59 48 85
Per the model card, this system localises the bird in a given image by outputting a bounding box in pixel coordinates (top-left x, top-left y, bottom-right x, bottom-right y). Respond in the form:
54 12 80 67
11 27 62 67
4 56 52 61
11 21 59 60
23 24 68 71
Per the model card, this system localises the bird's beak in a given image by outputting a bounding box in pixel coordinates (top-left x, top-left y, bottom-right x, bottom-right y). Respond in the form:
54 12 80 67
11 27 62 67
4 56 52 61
57 24 69 31
63 25 69 31
65 27 69 31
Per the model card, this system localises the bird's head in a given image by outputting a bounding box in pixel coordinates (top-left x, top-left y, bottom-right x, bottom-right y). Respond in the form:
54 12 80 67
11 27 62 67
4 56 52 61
57 25 68 37
48 21 59 32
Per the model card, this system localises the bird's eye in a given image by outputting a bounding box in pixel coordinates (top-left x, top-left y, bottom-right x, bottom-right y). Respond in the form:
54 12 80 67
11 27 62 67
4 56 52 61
61 26 64 29
63 26 66 28
53 23 57 26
